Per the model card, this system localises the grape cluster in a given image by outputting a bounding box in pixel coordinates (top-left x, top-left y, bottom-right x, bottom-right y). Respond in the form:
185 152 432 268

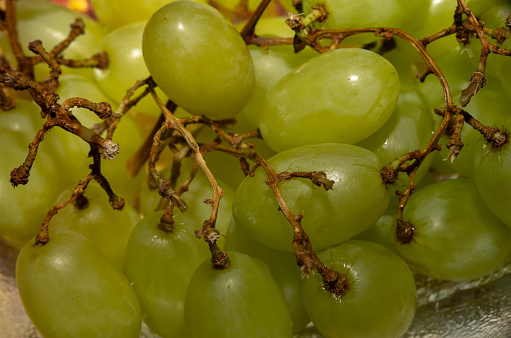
1 0 511 337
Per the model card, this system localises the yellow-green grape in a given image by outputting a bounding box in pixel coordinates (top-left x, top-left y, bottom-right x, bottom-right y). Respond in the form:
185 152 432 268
16 228 142 337
124 211 215 337
142 1 255 120
302 240 417 338
184 252 293 337
259 48 400 153
232 143 390 251
392 178 511 281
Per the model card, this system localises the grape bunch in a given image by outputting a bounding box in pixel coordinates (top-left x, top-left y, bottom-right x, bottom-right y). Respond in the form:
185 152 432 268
1 0 511 337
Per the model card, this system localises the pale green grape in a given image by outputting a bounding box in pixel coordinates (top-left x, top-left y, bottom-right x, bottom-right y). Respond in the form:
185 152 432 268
49 180 140 269
142 1 255 120
473 115 511 228
124 211 213 337
302 240 416 338
93 20 168 117
184 251 293 337
225 220 310 332
16 228 142 337
232 143 390 251
259 48 400 152
90 0 207 30
0 99 74 247
392 178 511 281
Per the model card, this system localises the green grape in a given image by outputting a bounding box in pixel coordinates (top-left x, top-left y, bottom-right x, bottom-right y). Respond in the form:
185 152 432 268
225 220 310 332
184 251 293 337
55 75 145 201
49 180 140 269
93 20 168 117
0 99 73 247
124 211 214 337
16 228 142 337
353 212 396 251
302 0 428 44
139 161 234 245
473 115 511 228
357 84 434 191
392 178 511 281
232 143 390 251
142 1 255 120
90 0 207 30
259 48 400 153
438 80 511 177
301 240 417 338
0 0 107 80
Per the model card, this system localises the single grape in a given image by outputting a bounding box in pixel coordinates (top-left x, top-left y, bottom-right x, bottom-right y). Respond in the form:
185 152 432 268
142 1 255 120
302 240 417 338
184 251 293 337
225 220 310 332
392 178 511 281
124 211 214 337
473 115 511 228
259 48 400 152
16 228 142 337
496 37 511 97
232 143 390 251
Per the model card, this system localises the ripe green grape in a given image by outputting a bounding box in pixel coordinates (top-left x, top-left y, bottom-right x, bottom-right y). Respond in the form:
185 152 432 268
142 1 255 120
93 20 168 117
232 143 390 251
258 48 400 153
49 180 140 269
124 211 214 337
301 240 417 338
184 251 293 337
392 178 511 281
0 99 73 247
16 228 142 337
473 116 511 228
225 220 310 332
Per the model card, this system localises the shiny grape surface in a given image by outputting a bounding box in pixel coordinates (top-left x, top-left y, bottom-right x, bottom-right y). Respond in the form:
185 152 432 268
142 0 255 119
